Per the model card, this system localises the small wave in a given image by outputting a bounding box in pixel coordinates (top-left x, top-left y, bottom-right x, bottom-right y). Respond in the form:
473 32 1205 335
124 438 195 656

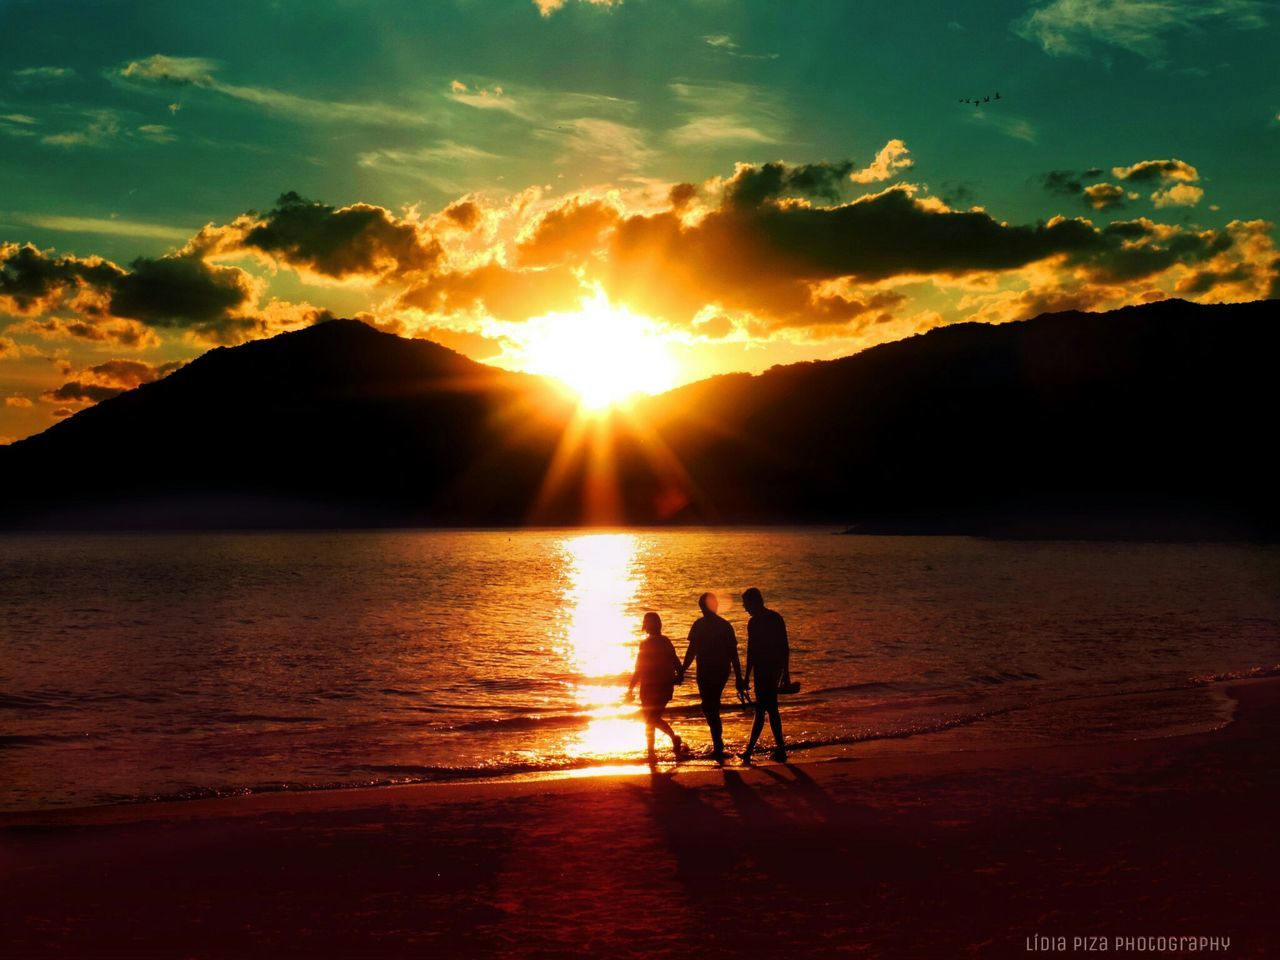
447 713 594 733
967 670 1044 686
211 712 318 725
810 679 943 696
0 733 91 748
1191 664 1280 684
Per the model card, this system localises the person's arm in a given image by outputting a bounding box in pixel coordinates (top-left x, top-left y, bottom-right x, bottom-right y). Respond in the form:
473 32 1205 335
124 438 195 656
741 622 753 689
780 614 791 685
667 639 682 680
729 625 743 687
626 653 640 700
680 626 697 678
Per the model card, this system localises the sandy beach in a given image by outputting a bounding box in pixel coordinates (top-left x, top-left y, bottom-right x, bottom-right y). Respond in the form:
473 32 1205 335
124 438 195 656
1 678 1275 958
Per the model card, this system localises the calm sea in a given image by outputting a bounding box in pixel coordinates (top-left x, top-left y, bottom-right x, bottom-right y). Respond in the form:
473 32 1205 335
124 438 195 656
1 530 1277 811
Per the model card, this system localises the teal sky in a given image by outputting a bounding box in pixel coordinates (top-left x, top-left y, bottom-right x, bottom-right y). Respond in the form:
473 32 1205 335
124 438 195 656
2 0 1278 440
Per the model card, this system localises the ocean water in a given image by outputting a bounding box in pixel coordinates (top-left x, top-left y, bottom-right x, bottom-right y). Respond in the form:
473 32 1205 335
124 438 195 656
1 530 1277 811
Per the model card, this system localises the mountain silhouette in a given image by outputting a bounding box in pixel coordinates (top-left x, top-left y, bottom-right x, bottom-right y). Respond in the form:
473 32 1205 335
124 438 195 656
2 299 1276 537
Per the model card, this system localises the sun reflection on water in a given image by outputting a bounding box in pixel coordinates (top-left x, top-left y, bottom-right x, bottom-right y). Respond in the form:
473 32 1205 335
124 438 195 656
557 533 648 758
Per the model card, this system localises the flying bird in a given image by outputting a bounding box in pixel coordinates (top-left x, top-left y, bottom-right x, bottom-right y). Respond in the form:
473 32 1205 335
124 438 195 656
958 92 1003 106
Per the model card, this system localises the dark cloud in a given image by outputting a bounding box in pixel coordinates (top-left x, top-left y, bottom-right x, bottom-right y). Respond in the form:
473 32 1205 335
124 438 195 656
1079 220 1230 282
936 181 977 208
237 192 442 280
0 242 124 312
1112 158 1199 184
605 184 1103 326
441 198 482 231
2 243 260 344
41 358 182 405
669 182 698 211
110 254 256 327
1039 168 1130 210
722 160 856 208
1040 169 1088 196
44 380 126 403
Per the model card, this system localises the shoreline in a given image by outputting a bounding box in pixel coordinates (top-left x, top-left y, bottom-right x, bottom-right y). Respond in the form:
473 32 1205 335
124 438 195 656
3 678 1277 957
0 671 1254 821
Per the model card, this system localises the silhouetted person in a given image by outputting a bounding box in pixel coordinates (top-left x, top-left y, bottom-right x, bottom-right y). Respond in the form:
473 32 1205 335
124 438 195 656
627 612 684 764
738 587 789 764
681 592 742 762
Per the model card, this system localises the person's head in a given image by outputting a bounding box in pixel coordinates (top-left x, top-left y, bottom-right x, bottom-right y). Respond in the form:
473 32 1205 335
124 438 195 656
741 587 764 615
698 591 719 616
642 611 662 636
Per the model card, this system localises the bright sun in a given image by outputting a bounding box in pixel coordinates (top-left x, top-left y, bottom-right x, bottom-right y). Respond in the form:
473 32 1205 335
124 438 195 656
519 290 678 411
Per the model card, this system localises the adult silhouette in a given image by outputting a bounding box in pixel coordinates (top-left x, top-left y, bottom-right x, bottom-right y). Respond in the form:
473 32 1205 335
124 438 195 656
627 612 684 764
681 592 742 762
738 587 789 764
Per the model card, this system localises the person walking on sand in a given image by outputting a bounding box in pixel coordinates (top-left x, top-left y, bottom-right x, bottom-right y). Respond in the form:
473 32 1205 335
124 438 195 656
626 612 685 764
681 592 743 763
738 587 790 765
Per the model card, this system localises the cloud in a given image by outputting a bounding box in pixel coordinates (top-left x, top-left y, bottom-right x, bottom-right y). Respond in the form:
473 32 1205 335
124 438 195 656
1015 0 1267 60
849 140 913 184
3 152 1273 370
1112 158 1200 183
117 55 431 127
5 395 33 408
1083 182 1129 210
398 261 586 322
8 316 161 349
109 254 259 330
516 198 620 266
536 118 654 169
1112 158 1204 207
1151 182 1204 208
41 358 181 405
702 34 780 60
41 109 122 148
534 0 619 17
0 242 125 314
667 80 784 147
10 213 192 241
0 240 297 347
12 66 75 82
1042 162 1199 211
193 192 443 283
447 80 521 115
968 109 1037 142
1041 169 1090 196
355 142 503 193
721 160 857 207
668 116 778 147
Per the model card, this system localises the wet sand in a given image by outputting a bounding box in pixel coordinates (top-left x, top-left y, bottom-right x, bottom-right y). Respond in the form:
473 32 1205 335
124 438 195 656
2 679 1277 958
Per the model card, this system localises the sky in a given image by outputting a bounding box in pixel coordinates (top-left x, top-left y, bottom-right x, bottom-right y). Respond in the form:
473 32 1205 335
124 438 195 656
1 0 1278 441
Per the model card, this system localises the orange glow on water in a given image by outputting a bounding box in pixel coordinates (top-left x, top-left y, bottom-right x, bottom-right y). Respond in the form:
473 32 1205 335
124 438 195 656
556 533 648 757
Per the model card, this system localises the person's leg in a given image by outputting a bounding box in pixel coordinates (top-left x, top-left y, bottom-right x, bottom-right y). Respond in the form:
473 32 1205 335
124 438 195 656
767 702 785 758
653 714 679 749
643 709 657 762
698 678 725 754
742 701 766 761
